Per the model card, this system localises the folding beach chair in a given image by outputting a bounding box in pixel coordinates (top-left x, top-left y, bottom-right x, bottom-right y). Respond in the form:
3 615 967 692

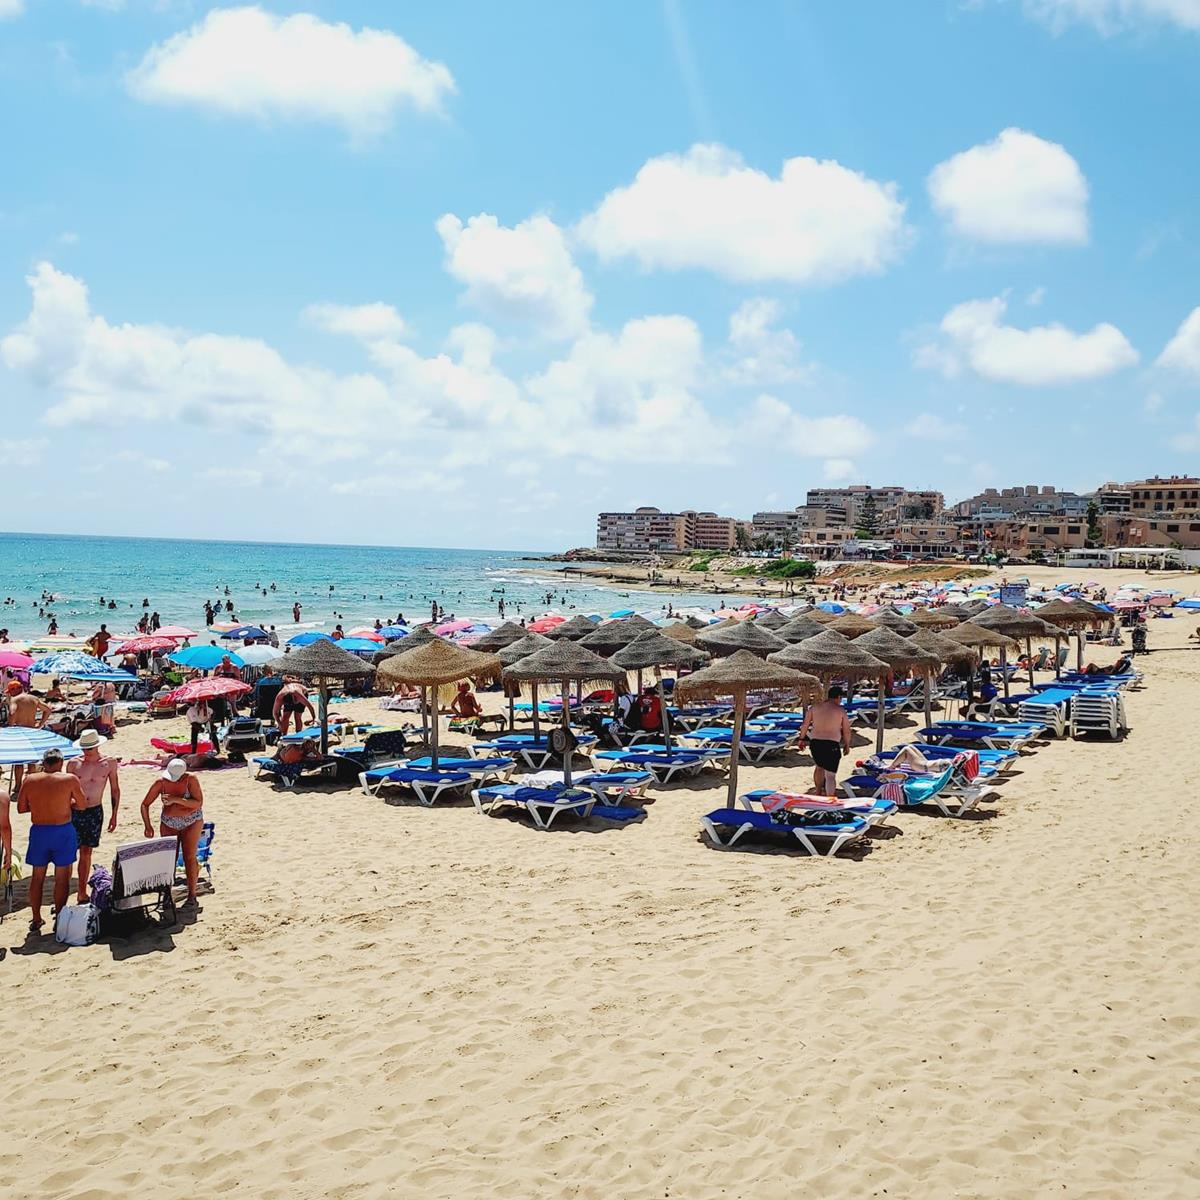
106 837 178 929
700 807 869 856
177 822 215 886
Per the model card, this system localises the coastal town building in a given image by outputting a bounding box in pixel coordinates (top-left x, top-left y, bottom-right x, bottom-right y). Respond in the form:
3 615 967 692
951 485 1091 520
595 507 750 553
751 505 846 547
1100 513 1200 550
806 485 943 527
1125 475 1200 515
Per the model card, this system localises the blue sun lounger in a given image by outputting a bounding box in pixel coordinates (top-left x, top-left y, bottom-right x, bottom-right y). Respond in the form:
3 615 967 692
360 766 474 805
874 743 1019 772
841 765 981 818
472 784 599 829
741 789 896 827
679 726 795 761
404 755 515 783
918 722 1042 750
592 746 726 783
700 807 869 856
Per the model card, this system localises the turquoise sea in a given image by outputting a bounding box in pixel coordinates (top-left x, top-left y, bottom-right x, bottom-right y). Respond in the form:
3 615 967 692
0 532 721 641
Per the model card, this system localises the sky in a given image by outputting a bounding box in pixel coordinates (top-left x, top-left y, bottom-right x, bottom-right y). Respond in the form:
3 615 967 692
1 0 1199 551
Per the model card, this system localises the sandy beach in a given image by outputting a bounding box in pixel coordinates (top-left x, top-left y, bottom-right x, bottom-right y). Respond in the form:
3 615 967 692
3 582 1198 1199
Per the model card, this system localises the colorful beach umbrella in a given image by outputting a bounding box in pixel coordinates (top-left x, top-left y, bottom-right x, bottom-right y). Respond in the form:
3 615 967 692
163 677 252 704
29 651 111 677
170 645 244 670
112 636 179 654
288 631 333 646
235 644 281 666
220 625 269 641
0 650 34 670
0 727 82 766
154 625 198 639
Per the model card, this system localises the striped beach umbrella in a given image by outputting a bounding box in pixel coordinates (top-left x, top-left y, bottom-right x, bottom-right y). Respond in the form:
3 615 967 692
0 727 82 766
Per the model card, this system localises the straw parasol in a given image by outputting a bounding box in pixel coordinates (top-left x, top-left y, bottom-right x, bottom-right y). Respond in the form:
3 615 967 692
754 610 788 629
543 614 598 641
376 640 501 767
661 621 699 644
909 629 979 669
579 615 656 655
494 632 553 731
869 609 918 637
1035 598 1109 672
829 611 879 639
943 622 1019 653
971 604 1065 691
372 626 440 662
767 630 891 751
468 621 531 652
503 642 625 784
611 631 710 749
675 650 822 806
854 626 942 731
775 615 827 644
270 639 375 754
695 620 786 658
806 607 840 624
932 602 973 620
907 607 961 630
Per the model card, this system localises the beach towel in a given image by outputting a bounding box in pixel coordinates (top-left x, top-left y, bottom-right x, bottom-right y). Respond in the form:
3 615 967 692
114 838 176 894
588 804 643 822
956 750 981 782
878 779 906 804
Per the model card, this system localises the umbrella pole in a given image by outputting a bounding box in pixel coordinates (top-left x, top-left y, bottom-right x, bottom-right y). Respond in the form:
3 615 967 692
532 683 540 739
1027 637 1035 690
659 670 672 751
561 686 572 786
507 688 515 732
431 687 440 770
875 681 885 755
726 690 745 807
923 668 933 729
1076 630 1084 673
319 681 329 755
999 646 1010 699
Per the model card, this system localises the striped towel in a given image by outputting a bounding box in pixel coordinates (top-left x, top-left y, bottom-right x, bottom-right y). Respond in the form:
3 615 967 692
879 779 906 804
956 750 980 781
761 792 841 812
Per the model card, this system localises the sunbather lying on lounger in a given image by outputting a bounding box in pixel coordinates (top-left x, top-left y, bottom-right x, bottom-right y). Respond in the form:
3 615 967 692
1082 654 1133 676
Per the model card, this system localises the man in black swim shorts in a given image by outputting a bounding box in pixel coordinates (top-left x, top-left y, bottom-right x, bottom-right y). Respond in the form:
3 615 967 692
799 685 853 797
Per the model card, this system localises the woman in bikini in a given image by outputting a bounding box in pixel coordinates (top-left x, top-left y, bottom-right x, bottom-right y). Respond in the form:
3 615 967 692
140 757 205 906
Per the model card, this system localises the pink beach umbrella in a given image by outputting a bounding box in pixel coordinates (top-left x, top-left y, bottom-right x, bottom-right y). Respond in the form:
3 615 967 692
0 650 34 670
112 636 179 655
527 616 566 633
347 628 386 641
434 619 472 636
154 625 198 639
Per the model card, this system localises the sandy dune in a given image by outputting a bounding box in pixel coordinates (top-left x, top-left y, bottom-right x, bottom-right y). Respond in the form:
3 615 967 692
2 614 1198 1199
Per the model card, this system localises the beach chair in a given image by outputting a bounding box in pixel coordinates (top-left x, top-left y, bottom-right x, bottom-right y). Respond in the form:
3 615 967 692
361 766 474 805
700 807 869 856
740 789 897 827
515 768 654 803
176 822 215 886
679 726 795 762
841 765 981 818
332 729 411 772
472 784 599 829
404 755 515 785
875 743 1019 773
1069 693 1127 739
107 837 178 928
917 722 1040 751
221 717 268 760
252 754 340 788
591 746 722 784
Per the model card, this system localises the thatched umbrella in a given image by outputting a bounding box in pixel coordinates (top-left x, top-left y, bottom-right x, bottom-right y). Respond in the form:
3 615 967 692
776 615 827 644
909 628 979 670
684 616 709 629
372 625 439 662
960 599 991 616
971 604 1064 692
767 630 891 751
579 615 656 655
869 609 918 637
503 642 624 784
944 621 1019 705
695 621 786 659
829 611 879 639
804 607 839 624
933 602 974 620
661 621 699 644
611 631 710 749
755 610 788 629
270 639 375 754
854 627 942 731
543 614 598 641
1035 598 1109 672
468 621 531 652
377 640 501 768
496 632 553 732
908 607 961 631
675 651 822 806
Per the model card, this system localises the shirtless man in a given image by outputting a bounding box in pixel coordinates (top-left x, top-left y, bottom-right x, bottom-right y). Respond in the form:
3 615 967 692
66 729 120 903
798 685 853 797
7 682 53 790
17 749 88 933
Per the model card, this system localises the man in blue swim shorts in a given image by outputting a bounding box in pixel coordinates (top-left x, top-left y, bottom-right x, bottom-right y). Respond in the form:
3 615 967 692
17 748 88 934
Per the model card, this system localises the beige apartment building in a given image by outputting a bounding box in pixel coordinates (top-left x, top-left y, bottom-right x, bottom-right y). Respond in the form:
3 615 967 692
1126 476 1200 516
595 507 748 552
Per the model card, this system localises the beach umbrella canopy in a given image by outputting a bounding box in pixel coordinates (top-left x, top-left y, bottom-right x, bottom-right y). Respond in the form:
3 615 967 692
660 621 699 644
221 625 268 641
579 615 657 655
971 604 1060 641
1034 598 1107 629
944 622 1019 652
236 644 280 666
269 639 375 753
543 614 599 641
433 619 473 636
868 609 918 637
154 625 198 639
163 676 252 704
775 615 828 644
496 632 554 666
695 620 786 659
853 628 940 677
829 612 879 639
376 639 501 689
907 607 961 630
0 650 34 670
376 625 410 639
611 630 709 672
908 629 979 669
288 631 333 646
112 635 179 655
754 610 788 629
676 651 822 805
170 645 244 670
805 607 839 624
346 628 386 641
503 642 624 784
336 638 387 654
30 651 119 678
527 616 566 633
0 727 81 766
372 626 440 662
468 621 531 652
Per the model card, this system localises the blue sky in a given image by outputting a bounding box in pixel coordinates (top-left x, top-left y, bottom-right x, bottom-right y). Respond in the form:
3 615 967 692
1 0 1198 550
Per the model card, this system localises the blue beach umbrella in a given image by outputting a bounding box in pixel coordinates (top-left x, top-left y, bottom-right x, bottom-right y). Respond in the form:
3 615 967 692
376 625 409 639
170 645 244 670
288 631 333 646
335 638 383 654
0 727 81 766
220 625 269 641
608 608 635 618
29 651 111 677
816 602 845 613
72 668 138 684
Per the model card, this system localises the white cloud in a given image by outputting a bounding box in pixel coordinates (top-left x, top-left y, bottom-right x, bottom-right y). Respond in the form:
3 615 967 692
1157 307 1200 376
915 294 1138 385
577 143 909 284
822 458 857 483
0 1 24 20
1021 0 1200 34
115 450 170 473
202 467 264 487
1027 286 1046 306
126 6 455 140
1143 392 1164 414
303 302 408 342
928 128 1088 244
752 394 874 458
721 298 809 386
905 412 967 440
436 213 592 339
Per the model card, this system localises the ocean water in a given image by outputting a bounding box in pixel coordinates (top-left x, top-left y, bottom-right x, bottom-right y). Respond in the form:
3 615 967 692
0 532 721 640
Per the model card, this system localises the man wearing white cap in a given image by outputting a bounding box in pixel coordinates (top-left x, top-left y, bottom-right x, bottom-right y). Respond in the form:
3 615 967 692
67 729 121 904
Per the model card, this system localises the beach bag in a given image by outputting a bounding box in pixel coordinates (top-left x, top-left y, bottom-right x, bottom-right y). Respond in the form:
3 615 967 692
55 903 100 946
